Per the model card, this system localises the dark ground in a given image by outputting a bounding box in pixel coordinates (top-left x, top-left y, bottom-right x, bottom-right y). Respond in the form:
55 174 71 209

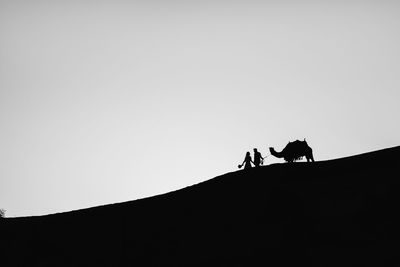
2 146 400 266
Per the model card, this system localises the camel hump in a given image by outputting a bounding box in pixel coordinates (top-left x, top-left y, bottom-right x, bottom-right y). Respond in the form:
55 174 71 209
292 139 305 146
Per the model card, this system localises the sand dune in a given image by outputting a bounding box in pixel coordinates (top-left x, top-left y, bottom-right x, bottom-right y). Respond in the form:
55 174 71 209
2 146 400 266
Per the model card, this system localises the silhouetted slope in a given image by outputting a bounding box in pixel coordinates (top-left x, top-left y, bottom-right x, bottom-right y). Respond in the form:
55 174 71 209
2 146 400 266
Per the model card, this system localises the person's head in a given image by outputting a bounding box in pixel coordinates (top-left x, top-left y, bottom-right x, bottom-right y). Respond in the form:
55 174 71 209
253 148 257 152
246 152 250 156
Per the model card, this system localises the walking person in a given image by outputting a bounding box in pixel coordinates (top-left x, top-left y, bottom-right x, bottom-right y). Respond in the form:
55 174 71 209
253 148 264 167
238 152 254 169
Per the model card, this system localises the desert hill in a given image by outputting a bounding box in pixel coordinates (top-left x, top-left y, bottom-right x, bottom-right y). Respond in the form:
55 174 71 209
2 146 400 266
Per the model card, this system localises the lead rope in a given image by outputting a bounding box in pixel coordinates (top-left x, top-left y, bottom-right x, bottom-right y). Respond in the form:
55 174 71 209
261 153 271 165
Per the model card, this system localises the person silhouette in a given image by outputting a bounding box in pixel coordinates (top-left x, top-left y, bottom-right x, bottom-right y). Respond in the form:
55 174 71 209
253 148 264 167
238 152 254 169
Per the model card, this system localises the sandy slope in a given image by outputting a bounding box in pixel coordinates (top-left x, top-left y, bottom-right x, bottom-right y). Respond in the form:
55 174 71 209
2 146 400 266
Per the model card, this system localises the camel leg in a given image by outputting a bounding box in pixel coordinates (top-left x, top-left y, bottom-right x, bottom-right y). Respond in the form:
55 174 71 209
306 153 315 162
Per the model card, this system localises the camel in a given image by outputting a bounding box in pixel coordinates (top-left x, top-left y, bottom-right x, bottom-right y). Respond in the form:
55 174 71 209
269 139 314 163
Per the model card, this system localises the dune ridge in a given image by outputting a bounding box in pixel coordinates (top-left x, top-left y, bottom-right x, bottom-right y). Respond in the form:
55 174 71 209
2 146 400 266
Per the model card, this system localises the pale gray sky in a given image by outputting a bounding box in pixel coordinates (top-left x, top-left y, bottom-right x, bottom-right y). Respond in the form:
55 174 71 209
1 0 399 217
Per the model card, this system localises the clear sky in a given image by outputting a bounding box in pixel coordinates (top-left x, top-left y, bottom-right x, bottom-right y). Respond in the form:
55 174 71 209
1 0 399 217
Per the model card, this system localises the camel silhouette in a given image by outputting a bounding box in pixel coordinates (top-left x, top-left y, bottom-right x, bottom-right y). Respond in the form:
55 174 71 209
269 139 314 163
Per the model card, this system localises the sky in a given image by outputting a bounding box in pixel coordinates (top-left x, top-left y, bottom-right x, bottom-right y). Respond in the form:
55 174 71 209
1 0 399 217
